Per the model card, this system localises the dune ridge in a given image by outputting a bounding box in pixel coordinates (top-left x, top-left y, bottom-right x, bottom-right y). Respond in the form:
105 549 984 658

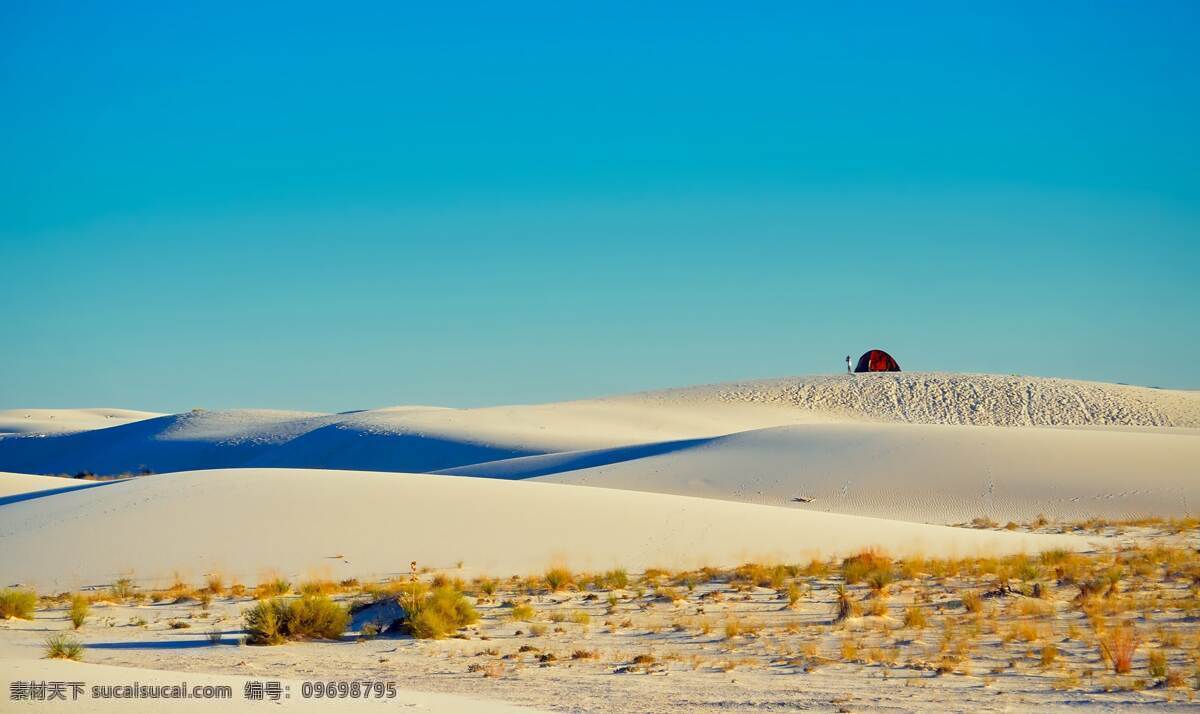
0 374 1195 480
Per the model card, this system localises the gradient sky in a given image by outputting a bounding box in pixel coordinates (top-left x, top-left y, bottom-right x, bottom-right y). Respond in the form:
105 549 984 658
2 2 1198 412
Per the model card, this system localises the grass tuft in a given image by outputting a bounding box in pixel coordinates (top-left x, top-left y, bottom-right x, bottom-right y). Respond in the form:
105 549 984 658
243 595 349 645
0 588 37 620
69 594 89 630
44 634 84 660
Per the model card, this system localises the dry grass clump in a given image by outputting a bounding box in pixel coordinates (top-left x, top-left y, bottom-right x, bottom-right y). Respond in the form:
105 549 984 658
473 577 499 599
397 583 479 640
0 588 37 619
571 649 598 660
298 579 338 596
732 563 795 590
598 569 629 590
1148 649 1168 679
832 585 859 623
69 594 89 629
903 606 928 630
961 590 983 614
254 577 291 599
1040 643 1058 669
44 634 83 660
205 573 225 596
1098 624 1141 674
841 549 891 586
509 603 536 622
243 596 349 645
786 582 804 608
108 577 137 601
544 567 575 592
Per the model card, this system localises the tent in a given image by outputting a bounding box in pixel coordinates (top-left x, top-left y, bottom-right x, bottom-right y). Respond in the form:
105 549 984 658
854 349 901 373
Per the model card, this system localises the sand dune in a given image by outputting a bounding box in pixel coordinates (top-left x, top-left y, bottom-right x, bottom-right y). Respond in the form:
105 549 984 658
442 423 1200 523
0 374 1194 480
0 468 1083 591
693 372 1200 427
0 408 161 435
0 471 83 499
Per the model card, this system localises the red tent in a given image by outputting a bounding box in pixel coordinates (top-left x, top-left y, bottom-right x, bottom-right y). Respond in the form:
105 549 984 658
854 349 900 373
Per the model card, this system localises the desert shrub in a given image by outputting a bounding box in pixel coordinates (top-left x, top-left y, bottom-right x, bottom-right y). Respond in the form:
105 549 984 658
1099 625 1140 674
474 577 498 598
840 638 859 661
69 594 89 629
298 580 337 596
255 577 291 598
44 634 83 660
544 568 574 592
571 649 598 660
903 606 927 629
244 596 349 645
832 584 858 623
601 569 629 589
786 583 803 608
510 603 536 622
570 610 590 626
961 590 983 614
205 573 225 595
866 568 894 596
402 586 479 640
0 589 37 619
1041 643 1058 669
1148 649 1168 679
842 549 891 586
109 577 136 601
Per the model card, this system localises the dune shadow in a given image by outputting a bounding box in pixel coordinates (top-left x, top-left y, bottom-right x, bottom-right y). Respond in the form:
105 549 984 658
0 479 121 507
435 436 717 479
87 639 231 650
247 425 544 473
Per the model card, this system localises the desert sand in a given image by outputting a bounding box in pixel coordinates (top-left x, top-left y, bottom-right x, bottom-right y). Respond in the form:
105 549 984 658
2 372 1198 711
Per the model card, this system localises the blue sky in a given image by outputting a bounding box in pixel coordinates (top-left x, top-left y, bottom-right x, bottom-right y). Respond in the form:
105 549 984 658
2 2 1198 411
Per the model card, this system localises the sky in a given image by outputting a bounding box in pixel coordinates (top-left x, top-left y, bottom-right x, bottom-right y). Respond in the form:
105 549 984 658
1 2 1198 411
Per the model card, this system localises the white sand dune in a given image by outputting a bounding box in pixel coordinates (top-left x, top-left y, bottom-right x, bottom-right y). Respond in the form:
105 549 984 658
0 374 1194 481
694 372 1200 427
0 408 161 435
0 471 85 499
0 468 1083 591
442 423 1200 523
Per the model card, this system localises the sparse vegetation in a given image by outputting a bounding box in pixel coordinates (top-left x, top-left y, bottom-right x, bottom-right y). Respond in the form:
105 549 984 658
399 584 479 640
243 596 349 645
69 594 89 629
0 589 37 620
1099 624 1140 674
544 567 575 592
509 603 536 622
44 634 83 660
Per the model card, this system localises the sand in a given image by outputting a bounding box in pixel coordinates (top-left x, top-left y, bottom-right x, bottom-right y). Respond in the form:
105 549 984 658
0 408 162 435
0 468 1084 592
444 423 1200 523
2 372 1197 712
2 373 1195 479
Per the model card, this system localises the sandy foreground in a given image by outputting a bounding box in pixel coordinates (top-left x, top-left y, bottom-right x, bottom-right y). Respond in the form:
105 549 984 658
2 373 1198 711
